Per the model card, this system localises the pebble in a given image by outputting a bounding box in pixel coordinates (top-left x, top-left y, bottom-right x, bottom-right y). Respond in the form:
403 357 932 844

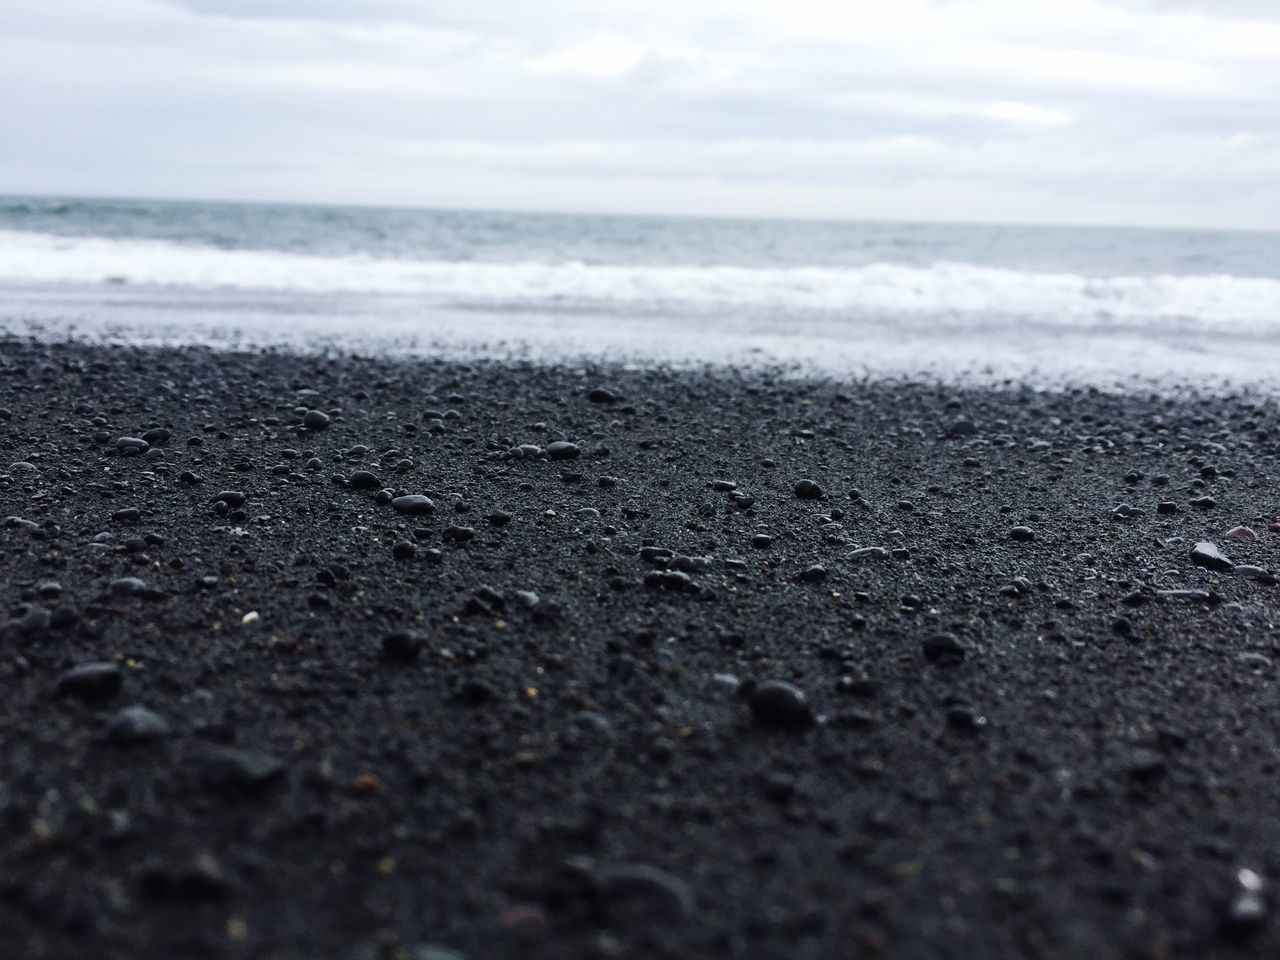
749 681 816 728
1191 541 1233 572
116 437 150 456
587 387 622 404
196 745 286 789
392 495 436 515
848 546 890 562
303 410 331 429
382 631 423 662
56 662 123 702
546 441 580 461
442 526 477 543
1224 868 1268 936
106 705 171 743
793 479 824 500
1226 526 1258 540
922 632 968 665
566 857 696 922
109 577 148 596
392 540 417 560
797 564 827 583
213 491 247 508
1235 566 1278 585
1156 501 1179 515
1009 526 1035 542
348 470 382 490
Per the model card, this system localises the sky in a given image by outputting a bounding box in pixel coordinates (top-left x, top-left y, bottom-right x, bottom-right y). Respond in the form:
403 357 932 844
1 0 1278 229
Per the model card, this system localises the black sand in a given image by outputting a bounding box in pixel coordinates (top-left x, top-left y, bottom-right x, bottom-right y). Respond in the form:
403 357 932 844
2 337 1279 960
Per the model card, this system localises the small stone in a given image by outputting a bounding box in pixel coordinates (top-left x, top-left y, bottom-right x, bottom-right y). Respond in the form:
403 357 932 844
793 479 824 500
749 681 816 728
141 428 171 446
1224 868 1267 937
442 526 477 543
112 507 141 522
751 534 772 548
106 705 171 743
946 418 978 438
303 410 331 429
392 495 436 515
138 853 233 901
587 387 622 404
1192 495 1217 510
1009 526 1035 542
1191 541 1233 572
922 632 968 665
56 662 123 702
1226 526 1258 540
196 745 286 790
546 441 580 461
797 564 827 583
1156 501 1178 515
566 857 696 922
213 491 246 508
382 631 423 662
348 470 381 490
109 577 147 596
392 540 416 560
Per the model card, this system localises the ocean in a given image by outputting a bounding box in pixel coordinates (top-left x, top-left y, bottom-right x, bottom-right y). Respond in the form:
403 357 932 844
2 195 1279 387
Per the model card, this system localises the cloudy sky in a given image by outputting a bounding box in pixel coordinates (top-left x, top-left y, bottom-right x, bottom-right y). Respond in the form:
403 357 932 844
2 0 1278 228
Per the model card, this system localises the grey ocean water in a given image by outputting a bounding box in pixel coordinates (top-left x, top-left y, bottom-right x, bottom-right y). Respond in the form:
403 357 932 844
3 195 1280 386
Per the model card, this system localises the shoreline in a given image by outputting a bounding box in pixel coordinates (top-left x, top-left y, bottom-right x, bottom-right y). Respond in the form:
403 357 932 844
3 336 1279 959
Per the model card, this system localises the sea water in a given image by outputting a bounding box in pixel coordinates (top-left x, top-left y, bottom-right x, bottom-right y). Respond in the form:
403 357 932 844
2 195 1279 387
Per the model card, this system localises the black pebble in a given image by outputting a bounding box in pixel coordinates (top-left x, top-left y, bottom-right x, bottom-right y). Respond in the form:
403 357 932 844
749 680 816 728
922 632 968 665
793 479 824 500
57 662 123 702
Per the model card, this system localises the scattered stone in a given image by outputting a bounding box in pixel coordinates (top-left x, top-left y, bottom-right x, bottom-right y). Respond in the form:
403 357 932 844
382 631 423 662
1009 526 1035 542
138 853 233 901
392 495 436 516
56 662 123 702
797 564 827 583
116 437 149 456
348 470 382 490
1226 526 1258 540
196 745 286 790
1235 566 1278 585
546 441 580 461
922 633 968 665
565 857 695 923
303 410 331 429
586 387 622 404
793 479 824 500
1224 868 1267 937
1191 542 1233 572
749 681 816 728
106 705 171 743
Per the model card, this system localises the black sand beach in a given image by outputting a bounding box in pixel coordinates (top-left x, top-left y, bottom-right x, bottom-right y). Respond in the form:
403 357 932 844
3 337 1280 960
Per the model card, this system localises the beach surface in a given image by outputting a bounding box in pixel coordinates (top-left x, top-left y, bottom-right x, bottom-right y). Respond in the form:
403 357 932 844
3 337 1279 959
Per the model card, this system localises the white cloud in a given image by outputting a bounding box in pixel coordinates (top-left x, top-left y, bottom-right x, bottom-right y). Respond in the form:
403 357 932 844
0 0 1277 228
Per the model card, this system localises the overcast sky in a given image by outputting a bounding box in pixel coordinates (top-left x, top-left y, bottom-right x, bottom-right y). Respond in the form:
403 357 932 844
2 0 1278 228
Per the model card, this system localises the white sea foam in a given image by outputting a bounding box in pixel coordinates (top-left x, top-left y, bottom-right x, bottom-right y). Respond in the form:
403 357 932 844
2 227 1279 388
1 228 1279 328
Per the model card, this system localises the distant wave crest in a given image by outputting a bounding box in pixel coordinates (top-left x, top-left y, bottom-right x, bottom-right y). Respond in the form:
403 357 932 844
0 227 1278 328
